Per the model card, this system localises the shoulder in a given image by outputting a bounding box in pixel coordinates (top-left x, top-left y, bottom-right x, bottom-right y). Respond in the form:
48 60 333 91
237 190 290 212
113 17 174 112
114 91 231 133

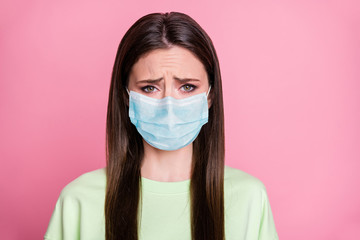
224 165 267 197
223 165 279 239
224 165 266 189
59 167 107 201
45 168 107 239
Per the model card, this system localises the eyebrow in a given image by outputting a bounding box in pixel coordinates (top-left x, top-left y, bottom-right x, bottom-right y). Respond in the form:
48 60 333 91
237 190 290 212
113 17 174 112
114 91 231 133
137 77 201 84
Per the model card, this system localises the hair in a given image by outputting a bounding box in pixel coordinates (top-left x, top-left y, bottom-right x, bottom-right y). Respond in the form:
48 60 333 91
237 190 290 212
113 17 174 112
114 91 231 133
105 12 225 240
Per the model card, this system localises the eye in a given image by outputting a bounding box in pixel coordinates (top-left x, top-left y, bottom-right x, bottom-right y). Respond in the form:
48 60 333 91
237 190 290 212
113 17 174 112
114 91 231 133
141 85 158 93
181 84 196 92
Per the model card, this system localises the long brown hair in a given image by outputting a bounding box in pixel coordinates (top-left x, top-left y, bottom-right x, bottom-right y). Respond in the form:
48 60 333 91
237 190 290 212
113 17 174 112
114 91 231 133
105 12 225 240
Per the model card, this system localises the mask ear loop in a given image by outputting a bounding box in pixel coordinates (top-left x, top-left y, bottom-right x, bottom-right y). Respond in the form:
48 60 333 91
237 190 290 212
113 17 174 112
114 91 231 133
126 88 130 95
206 86 212 97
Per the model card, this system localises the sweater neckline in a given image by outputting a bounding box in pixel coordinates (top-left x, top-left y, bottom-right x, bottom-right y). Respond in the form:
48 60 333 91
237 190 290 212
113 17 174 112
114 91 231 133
140 176 190 194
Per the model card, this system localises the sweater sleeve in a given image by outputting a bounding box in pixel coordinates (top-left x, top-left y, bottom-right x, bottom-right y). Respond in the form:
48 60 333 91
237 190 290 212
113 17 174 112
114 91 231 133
44 189 81 240
258 187 279 240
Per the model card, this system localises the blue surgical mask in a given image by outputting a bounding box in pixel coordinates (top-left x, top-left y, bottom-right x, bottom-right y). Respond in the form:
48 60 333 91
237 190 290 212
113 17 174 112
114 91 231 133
127 87 211 151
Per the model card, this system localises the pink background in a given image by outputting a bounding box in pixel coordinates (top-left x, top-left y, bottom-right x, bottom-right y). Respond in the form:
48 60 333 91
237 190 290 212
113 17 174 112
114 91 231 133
1 0 359 239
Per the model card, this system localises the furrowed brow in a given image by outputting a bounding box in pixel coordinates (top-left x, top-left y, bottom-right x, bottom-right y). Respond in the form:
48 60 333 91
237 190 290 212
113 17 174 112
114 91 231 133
137 77 163 84
174 77 200 82
137 76 200 84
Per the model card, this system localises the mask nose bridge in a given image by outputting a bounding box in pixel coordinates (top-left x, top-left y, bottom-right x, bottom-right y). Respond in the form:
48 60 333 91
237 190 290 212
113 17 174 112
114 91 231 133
164 97 177 128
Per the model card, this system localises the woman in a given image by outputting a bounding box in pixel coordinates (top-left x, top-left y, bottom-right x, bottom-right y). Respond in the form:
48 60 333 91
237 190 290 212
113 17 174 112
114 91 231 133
44 12 279 240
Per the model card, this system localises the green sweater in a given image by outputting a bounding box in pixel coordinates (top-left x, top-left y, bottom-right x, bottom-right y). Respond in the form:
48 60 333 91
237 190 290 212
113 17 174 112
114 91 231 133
44 165 279 240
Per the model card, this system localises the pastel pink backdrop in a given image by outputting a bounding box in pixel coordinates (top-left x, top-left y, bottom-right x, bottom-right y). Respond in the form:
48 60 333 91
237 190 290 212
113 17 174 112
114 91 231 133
0 0 359 239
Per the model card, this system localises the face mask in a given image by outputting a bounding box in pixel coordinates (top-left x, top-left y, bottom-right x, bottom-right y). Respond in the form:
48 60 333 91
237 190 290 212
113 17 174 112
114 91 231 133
127 87 211 151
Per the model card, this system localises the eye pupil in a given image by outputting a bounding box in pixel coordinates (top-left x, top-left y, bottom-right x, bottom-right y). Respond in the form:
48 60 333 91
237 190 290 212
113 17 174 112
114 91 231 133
184 85 191 91
145 86 154 92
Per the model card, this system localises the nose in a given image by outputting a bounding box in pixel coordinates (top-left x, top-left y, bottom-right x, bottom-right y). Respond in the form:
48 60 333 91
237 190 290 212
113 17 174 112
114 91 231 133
163 86 172 98
162 79 175 99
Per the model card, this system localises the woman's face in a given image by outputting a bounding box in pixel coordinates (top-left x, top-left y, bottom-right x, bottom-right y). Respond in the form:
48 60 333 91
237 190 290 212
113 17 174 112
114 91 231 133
128 45 210 104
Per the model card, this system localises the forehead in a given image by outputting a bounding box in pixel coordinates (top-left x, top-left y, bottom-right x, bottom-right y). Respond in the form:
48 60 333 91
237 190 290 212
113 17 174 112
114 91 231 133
129 46 207 80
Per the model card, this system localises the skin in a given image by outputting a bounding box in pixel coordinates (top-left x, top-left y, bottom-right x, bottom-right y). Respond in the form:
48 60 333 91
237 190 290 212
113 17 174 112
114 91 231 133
127 45 211 182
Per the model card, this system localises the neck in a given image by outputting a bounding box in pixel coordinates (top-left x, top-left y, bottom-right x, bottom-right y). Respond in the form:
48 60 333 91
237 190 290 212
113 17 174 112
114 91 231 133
140 140 193 182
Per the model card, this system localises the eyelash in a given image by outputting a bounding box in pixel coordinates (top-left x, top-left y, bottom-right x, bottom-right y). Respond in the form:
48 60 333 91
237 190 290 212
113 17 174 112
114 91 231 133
141 86 157 93
181 84 196 92
141 84 197 93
